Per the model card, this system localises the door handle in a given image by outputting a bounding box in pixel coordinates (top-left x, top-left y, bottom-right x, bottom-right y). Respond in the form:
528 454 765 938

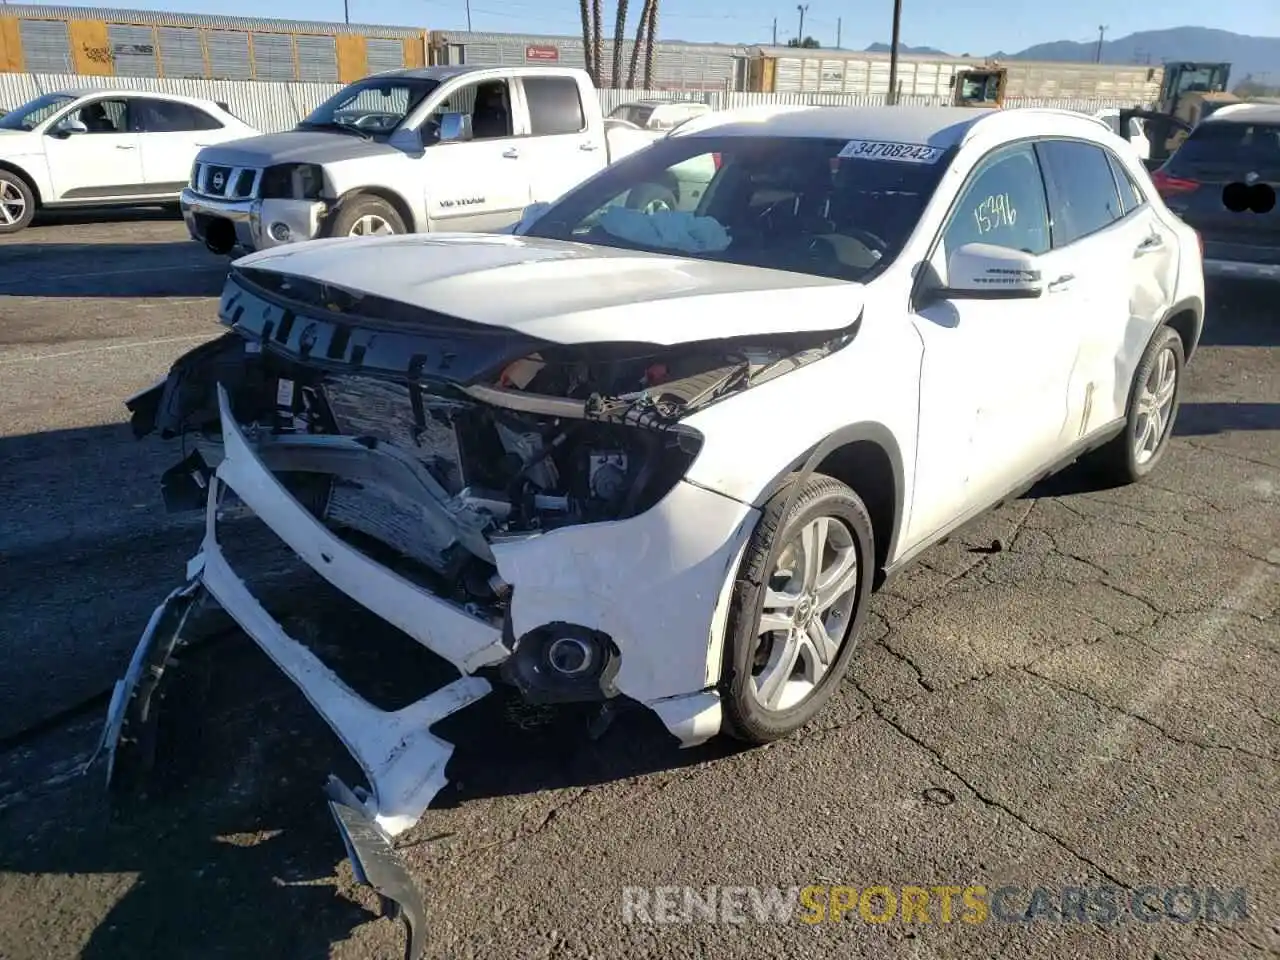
1047 274 1075 292
1134 234 1164 256
579 142 599 151
502 148 519 159
115 144 136 150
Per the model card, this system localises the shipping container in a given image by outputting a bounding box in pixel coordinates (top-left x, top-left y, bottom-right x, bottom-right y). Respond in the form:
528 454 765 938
742 46 1164 103
0 4 425 81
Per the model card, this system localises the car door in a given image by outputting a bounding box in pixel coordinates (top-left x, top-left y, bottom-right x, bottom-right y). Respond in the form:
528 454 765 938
1035 138 1173 441
132 97 226 194
421 78 532 232
906 141 1082 544
42 97 144 201
515 74 606 206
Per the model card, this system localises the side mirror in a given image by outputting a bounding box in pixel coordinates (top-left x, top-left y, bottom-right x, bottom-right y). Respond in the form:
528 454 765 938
939 242 1044 299
52 117 87 137
438 112 472 143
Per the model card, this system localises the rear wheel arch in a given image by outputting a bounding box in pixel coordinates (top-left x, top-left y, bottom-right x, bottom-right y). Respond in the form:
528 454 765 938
752 423 904 586
1162 297 1203 362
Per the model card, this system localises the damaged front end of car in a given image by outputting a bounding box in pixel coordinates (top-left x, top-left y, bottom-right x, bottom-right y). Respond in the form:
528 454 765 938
92 261 858 956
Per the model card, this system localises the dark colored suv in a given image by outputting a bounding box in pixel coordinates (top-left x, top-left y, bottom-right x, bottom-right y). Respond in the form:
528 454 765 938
1151 103 1280 271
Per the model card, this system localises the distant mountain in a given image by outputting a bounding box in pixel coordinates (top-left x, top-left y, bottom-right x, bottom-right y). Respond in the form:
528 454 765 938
993 27 1280 88
864 42 950 55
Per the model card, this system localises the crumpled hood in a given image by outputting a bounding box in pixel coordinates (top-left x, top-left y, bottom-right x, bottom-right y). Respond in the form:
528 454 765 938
195 130 400 168
232 233 864 346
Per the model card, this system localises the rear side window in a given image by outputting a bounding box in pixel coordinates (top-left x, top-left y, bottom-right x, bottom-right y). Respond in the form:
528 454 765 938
523 76 585 136
1106 152 1145 215
1035 140 1124 246
135 98 223 132
942 143 1051 257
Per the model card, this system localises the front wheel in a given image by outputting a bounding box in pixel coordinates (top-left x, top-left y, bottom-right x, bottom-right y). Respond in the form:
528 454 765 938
720 473 875 744
324 193 406 238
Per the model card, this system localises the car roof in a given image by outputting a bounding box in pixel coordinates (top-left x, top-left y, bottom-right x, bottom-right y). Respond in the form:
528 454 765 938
672 104 1114 150
1201 102 1280 124
57 88 227 109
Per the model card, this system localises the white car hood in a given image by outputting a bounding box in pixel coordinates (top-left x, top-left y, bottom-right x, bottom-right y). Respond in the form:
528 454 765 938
233 233 864 346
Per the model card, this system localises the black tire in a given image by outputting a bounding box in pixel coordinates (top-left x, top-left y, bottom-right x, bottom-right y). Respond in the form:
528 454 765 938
323 193 406 238
0 170 36 234
1087 325 1186 485
720 473 875 744
625 182 678 214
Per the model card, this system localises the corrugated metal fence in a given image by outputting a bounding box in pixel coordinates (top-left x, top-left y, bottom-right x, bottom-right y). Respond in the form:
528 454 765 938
0 72 1146 134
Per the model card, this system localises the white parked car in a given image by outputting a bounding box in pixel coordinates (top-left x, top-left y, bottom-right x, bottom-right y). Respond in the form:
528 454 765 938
101 104 1203 946
607 98 714 131
0 89 258 233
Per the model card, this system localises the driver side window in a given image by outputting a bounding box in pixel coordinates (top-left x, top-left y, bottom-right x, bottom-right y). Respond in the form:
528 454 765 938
941 143 1050 259
425 79 513 141
65 98 129 134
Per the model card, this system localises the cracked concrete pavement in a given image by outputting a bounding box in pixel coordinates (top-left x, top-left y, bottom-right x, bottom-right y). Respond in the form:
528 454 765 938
0 215 1276 959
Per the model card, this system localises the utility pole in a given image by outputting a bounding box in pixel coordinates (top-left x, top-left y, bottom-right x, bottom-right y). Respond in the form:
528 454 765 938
465 0 472 31
796 4 807 44
343 0 348 23
887 0 903 104
836 17 841 49
1095 25 1107 64
772 17 777 45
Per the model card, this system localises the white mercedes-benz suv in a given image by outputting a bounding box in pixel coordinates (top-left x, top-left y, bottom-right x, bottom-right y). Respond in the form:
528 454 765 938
101 104 1204 942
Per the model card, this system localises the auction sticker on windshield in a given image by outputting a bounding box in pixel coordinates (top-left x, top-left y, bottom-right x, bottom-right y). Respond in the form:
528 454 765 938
838 140 943 163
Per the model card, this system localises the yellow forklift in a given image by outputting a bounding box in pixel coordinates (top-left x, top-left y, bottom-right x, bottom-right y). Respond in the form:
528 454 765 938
1119 61 1233 168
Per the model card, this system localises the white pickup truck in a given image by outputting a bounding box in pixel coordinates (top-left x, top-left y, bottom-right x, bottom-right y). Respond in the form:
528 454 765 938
181 65 667 254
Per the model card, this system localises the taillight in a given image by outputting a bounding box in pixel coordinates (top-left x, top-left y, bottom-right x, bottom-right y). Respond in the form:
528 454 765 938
711 152 722 170
1151 169 1200 197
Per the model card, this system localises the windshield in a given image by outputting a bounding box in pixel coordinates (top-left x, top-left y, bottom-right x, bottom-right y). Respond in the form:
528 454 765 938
524 135 950 282
301 77 440 136
609 104 655 127
0 93 74 131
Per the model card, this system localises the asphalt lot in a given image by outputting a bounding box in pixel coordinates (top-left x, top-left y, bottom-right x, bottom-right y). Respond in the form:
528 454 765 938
0 212 1277 960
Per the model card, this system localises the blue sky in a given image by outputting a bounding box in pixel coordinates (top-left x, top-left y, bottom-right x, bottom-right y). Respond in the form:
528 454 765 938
71 0 1278 53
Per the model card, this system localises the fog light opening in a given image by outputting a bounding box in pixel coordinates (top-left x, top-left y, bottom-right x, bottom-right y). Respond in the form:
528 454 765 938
269 221 292 243
546 636 595 677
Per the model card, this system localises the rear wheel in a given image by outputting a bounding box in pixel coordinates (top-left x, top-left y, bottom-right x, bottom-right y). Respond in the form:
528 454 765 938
1087 326 1185 484
0 171 35 234
721 473 874 744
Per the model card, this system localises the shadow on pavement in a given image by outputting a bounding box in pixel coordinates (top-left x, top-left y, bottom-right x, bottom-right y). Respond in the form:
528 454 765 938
1200 277 1280 347
0 242 227 298
1175 402 1280 436
32 205 181 228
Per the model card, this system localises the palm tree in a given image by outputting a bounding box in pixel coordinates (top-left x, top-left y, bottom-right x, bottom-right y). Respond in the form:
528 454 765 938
626 0 650 89
591 0 604 87
611 0 629 89
578 0 594 83
643 0 658 89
